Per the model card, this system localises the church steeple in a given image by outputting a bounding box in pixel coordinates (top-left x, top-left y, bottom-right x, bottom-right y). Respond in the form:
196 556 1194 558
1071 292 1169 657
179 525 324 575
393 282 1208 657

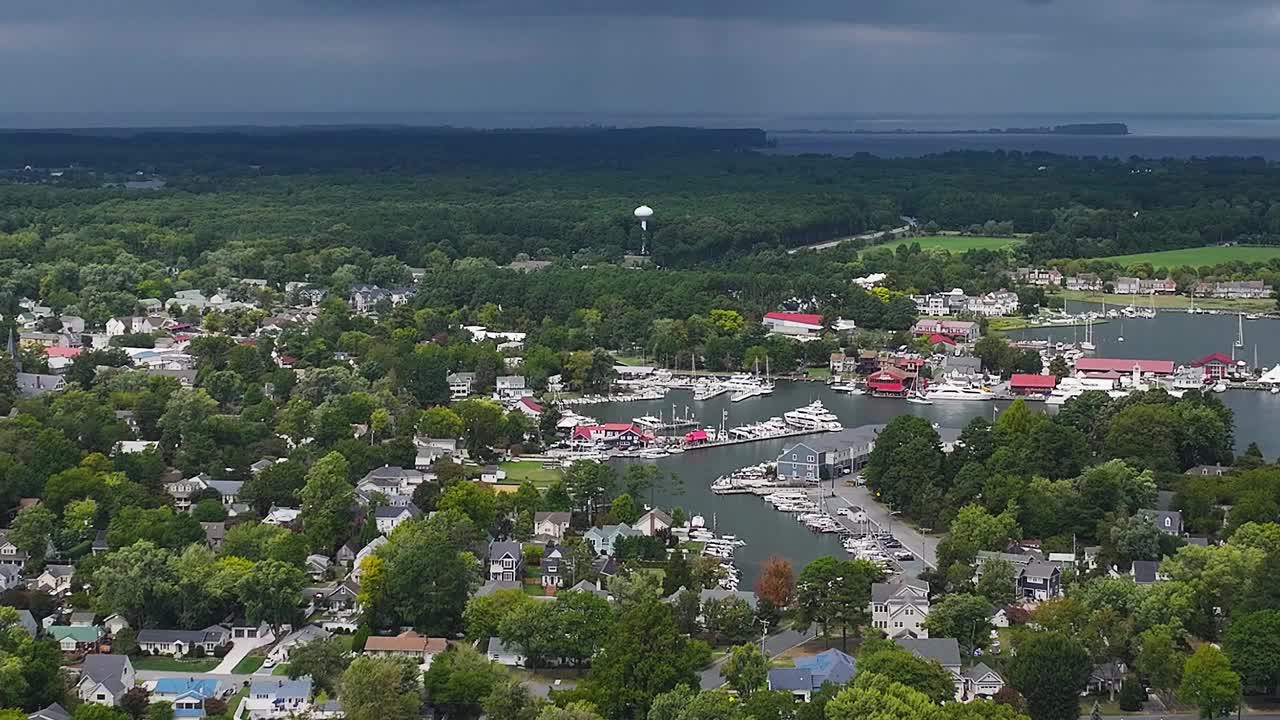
6 327 20 372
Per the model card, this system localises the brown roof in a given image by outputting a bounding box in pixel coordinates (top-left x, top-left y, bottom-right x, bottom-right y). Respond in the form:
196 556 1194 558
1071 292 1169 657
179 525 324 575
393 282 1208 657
363 630 447 654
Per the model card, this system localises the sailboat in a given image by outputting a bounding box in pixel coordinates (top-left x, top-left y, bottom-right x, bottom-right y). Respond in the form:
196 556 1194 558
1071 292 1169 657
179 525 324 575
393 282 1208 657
1235 313 1245 349
1117 317 1125 343
1080 314 1096 352
1187 295 1195 315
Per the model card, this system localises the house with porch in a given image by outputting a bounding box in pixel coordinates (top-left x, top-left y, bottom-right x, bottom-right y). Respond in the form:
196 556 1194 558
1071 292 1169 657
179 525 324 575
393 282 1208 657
488 541 524 582
570 423 653 450
137 625 231 657
869 577 930 639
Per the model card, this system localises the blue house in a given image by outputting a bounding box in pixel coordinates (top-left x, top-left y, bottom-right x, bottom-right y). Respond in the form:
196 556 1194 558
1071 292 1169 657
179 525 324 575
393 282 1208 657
767 648 856 702
152 678 221 718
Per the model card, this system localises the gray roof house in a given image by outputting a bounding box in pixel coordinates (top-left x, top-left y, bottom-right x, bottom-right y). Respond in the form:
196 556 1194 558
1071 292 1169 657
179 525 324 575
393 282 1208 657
137 625 230 656
1144 509 1184 535
584 524 643 556
488 541 524 582
76 654 135 706
767 648 857 702
28 704 71 720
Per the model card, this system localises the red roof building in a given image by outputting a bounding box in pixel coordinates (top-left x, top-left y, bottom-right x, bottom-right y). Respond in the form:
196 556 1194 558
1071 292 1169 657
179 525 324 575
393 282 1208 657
866 368 910 396
926 334 957 347
1192 353 1235 380
1074 358 1175 376
570 423 654 448
514 397 543 417
1010 373 1057 395
684 429 709 444
762 311 825 338
44 346 82 358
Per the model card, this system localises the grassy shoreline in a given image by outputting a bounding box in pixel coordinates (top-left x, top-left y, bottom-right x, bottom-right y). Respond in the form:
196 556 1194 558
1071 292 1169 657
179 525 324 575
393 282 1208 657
1058 290 1275 313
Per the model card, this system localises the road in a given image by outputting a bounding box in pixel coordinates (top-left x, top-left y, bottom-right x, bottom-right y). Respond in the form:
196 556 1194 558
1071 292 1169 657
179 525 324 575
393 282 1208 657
786 225 911 254
700 623 819 690
826 482 939 570
139 669 253 688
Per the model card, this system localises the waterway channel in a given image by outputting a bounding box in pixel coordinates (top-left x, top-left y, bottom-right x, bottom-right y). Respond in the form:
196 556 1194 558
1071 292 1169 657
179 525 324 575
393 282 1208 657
584 309 1280 586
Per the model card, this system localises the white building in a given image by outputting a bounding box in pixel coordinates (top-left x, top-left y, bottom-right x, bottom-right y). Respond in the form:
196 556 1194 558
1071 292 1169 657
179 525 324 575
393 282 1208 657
870 577 930 639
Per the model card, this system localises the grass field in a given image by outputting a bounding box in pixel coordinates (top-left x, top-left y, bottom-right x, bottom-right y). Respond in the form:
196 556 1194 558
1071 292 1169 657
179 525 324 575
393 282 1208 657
1059 289 1275 313
132 656 220 672
1101 245 1280 268
870 235 1023 254
231 654 266 674
498 460 563 488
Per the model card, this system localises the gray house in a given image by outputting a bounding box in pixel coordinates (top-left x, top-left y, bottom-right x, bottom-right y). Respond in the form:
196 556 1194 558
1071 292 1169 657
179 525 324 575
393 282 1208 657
776 425 885 483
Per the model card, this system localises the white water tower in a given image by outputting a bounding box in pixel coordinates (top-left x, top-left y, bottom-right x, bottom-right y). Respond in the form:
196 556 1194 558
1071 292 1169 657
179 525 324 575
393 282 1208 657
634 205 654 254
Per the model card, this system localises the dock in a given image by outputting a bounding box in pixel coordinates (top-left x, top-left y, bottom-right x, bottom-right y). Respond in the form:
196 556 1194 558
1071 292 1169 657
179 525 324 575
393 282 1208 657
684 425 833 452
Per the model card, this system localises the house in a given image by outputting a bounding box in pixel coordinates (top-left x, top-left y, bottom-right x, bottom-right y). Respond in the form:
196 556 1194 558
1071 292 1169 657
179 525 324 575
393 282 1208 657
264 506 301 526
1192 353 1234 381
897 638 968 700
570 423 654 449
1210 280 1270 299
36 565 75 595
0 565 22 592
207 479 244 507
92 530 110 555
136 625 230 657
16 372 66 397
488 541 524 582
495 375 530 401
1144 509 1183 535
864 367 911 397
349 284 415 315
351 538 387 579
1088 662 1129 698
541 547 565 588
966 291 1019 317
1015 267 1063 287
776 425 884 482
480 465 507 484
964 663 1006 700
767 648 857 703
364 630 447 664
1018 560 1063 601
76 654 135 706
28 704 71 720
305 554 332 581
940 356 980 384
103 614 130 635
829 353 859 375
634 508 673 537
49 625 103 653
1009 373 1057 398
1113 277 1141 295
487 637 526 667
359 466 428 497
14 609 38 637
1186 464 1232 477
475 579 523 597
152 678 221 717
447 372 475 399
762 311 825 339
164 473 212 512
374 504 422 535
201 522 226 551
300 581 361 621
1066 274 1103 291
584 524 643 556
569 579 610 599
269 625 332 663
245 678 313 720
912 319 980 342
870 577 930 639
533 511 572 540
70 612 96 627
105 316 156 338
1131 560 1162 585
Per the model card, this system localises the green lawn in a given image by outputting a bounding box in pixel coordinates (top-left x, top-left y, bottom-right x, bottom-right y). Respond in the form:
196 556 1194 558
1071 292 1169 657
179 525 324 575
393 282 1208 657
805 368 832 380
871 235 1023 254
1059 289 1275 312
272 663 292 676
1100 244 1280 268
132 656 220 672
232 654 266 675
499 460 563 489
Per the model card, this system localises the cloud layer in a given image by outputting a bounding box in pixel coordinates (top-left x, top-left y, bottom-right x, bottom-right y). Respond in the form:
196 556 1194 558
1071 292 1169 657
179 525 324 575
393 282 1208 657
1 0 1277 116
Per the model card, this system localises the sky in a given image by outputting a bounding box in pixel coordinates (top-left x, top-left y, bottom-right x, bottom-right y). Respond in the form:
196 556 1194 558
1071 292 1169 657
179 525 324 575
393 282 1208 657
2 0 1279 117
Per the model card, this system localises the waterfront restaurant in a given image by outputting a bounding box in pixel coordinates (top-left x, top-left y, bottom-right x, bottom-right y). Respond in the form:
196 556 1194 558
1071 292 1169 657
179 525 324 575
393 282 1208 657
865 368 911 397
1074 357 1176 377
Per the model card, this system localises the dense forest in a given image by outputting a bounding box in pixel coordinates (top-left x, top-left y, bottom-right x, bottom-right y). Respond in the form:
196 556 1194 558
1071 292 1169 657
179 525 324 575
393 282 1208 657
3 128 1280 274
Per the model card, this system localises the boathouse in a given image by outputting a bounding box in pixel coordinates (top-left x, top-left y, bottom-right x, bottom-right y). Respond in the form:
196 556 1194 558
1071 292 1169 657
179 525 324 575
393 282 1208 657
1074 357 1175 377
1191 353 1233 381
1009 373 1057 398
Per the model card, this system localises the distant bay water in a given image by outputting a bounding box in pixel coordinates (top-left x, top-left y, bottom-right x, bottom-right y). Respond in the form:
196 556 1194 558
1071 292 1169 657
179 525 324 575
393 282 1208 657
4 111 1280 159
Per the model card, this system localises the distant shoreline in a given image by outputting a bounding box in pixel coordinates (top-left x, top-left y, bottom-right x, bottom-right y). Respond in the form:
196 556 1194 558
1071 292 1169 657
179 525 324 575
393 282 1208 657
781 123 1130 137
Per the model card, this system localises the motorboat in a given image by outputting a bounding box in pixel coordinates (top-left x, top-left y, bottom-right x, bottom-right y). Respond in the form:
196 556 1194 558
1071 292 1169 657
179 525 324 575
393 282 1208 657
724 373 773 402
831 382 865 395
1212 382 1228 393
783 400 844 431
693 381 728 401
905 393 933 405
923 383 994 402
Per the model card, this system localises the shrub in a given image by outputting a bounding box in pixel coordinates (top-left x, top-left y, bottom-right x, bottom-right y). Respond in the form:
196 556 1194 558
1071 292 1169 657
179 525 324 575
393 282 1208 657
1118 679 1146 711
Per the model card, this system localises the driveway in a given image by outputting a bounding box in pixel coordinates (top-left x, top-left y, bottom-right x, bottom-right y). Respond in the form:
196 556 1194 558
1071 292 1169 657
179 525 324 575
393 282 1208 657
210 632 276 675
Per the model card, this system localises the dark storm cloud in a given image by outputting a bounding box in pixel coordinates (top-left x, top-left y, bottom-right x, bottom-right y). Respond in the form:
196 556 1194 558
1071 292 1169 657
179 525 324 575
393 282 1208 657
0 0 1276 114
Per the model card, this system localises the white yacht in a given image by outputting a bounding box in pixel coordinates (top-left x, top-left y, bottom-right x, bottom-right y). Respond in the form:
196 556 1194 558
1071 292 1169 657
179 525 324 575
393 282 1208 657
923 383 994 402
724 373 773 402
693 380 728 401
831 382 865 395
783 401 844 431
1045 378 1086 406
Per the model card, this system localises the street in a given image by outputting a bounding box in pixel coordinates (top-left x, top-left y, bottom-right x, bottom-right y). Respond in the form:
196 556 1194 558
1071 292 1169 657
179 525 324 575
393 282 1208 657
825 482 939 570
700 623 819 690
786 225 911 254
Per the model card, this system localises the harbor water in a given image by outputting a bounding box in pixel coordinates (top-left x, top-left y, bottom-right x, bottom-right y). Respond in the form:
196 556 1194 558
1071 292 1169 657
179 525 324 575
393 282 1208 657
586 311 1280 585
